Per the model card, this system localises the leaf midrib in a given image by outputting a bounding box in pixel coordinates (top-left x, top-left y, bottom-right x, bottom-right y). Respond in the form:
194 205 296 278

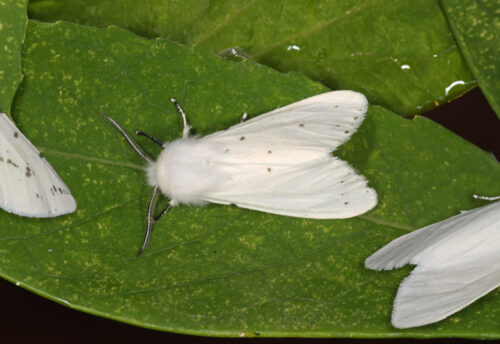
39 147 414 232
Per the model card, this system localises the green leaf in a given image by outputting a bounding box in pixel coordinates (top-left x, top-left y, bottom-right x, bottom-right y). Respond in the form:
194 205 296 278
27 0 475 117
0 0 27 116
440 0 500 118
4 19 499 338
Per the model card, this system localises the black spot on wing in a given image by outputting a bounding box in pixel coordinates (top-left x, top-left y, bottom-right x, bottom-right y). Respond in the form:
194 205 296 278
13 132 18 138
7 159 19 168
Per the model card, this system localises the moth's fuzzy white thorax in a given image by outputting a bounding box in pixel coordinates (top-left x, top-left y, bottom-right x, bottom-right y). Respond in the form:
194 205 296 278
147 137 225 205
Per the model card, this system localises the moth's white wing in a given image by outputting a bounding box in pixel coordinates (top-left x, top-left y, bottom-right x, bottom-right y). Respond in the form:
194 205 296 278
205 156 376 218
201 91 376 218
365 201 500 328
0 113 76 217
392 258 500 328
205 90 369 156
365 201 500 270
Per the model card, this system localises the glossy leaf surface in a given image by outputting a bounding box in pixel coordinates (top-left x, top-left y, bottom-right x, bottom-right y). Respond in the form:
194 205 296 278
0 20 498 338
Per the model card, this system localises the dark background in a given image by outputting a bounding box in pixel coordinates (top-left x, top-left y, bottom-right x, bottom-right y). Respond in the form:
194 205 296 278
1 87 499 343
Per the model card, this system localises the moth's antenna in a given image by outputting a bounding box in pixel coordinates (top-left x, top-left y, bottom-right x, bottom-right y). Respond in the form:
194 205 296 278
170 98 191 138
135 130 164 147
137 185 161 256
136 189 173 256
101 114 153 164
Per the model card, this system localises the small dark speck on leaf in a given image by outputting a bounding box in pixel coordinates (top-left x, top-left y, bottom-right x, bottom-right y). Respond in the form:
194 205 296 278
13 132 18 138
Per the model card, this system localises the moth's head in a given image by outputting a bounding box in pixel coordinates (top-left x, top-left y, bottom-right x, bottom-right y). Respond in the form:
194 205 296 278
147 138 222 206
146 160 159 189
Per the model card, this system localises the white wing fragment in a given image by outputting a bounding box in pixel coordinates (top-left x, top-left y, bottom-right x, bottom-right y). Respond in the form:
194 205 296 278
365 201 500 328
0 113 76 217
202 91 377 218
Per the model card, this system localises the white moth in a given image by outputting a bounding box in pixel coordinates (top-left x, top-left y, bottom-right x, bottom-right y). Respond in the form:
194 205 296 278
365 200 500 329
102 91 377 255
0 112 76 217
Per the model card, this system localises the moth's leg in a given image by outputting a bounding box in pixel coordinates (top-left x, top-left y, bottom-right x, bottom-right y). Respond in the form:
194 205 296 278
170 98 191 138
135 130 163 147
154 201 173 222
240 112 248 123
473 194 500 201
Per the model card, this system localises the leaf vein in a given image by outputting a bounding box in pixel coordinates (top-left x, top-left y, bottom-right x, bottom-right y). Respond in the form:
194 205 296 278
251 0 382 59
193 0 259 46
38 147 144 171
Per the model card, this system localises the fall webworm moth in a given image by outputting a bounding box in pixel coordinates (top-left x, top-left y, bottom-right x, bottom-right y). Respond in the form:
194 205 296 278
102 91 377 255
0 113 76 217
